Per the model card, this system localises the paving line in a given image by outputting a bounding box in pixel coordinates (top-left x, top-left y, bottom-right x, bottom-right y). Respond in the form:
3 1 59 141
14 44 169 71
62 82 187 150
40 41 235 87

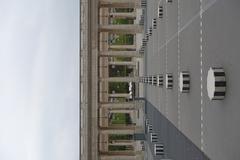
157 2 162 113
200 0 204 152
177 0 181 129
165 1 168 118
157 0 218 54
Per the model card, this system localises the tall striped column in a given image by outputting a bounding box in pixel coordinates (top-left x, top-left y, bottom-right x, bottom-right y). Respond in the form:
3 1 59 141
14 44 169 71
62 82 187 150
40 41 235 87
207 67 226 100
166 73 173 89
179 71 190 93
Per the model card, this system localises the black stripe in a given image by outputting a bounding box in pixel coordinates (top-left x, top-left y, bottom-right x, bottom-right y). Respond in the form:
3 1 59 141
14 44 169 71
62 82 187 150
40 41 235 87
214 92 225 96
182 74 190 78
168 80 173 82
183 81 190 84
182 87 190 91
215 81 226 87
214 72 225 77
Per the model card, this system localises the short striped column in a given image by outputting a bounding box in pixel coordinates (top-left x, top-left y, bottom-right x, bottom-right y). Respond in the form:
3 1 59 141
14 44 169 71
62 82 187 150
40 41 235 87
148 76 153 85
145 33 149 41
143 77 146 83
166 73 173 89
145 118 150 126
139 48 144 54
207 67 226 100
142 38 147 47
147 124 153 133
166 0 173 3
148 27 152 36
154 143 164 156
145 76 148 84
140 76 144 83
141 0 147 8
157 74 164 87
158 5 163 19
150 133 158 142
139 14 144 25
179 71 190 93
145 77 148 83
152 75 158 86
152 18 157 29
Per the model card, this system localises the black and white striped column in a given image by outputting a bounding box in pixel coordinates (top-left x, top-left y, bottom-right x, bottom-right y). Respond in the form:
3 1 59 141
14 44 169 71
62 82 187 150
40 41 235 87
148 124 153 133
143 77 147 83
148 27 152 36
153 75 158 86
166 73 173 89
148 76 153 85
141 76 145 83
141 0 147 8
157 74 164 87
142 38 147 47
207 67 226 100
139 48 144 54
150 133 158 142
179 71 190 93
145 118 149 126
158 5 163 19
146 33 149 41
152 18 157 29
154 144 164 156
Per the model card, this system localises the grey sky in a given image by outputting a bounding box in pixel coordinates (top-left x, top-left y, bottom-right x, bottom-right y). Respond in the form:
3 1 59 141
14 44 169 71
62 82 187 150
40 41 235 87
0 0 79 160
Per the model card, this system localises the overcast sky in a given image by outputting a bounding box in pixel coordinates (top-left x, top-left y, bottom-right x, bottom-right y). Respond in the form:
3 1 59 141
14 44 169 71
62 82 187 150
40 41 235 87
0 0 79 160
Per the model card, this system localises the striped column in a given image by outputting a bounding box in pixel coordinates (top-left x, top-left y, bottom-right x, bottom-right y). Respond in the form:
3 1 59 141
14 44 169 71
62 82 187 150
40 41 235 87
147 124 153 133
141 0 147 7
166 73 173 89
152 18 157 29
157 74 164 87
145 33 149 41
158 5 163 19
148 27 152 36
142 38 147 47
145 76 148 84
207 67 226 100
179 71 190 93
150 133 158 143
154 144 164 156
139 77 142 83
148 76 153 85
145 119 149 126
152 75 158 86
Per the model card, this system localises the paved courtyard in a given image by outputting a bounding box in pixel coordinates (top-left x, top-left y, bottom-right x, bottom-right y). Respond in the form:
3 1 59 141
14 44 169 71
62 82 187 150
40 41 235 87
143 0 240 159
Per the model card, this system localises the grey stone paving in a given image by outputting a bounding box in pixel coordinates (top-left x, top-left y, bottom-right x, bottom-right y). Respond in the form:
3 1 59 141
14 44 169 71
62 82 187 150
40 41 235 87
143 0 240 159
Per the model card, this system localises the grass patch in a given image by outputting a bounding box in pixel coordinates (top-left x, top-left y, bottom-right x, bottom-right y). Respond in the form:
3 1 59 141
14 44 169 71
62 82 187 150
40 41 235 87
109 82 129 93
111 113 127 124
110 113 132 124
